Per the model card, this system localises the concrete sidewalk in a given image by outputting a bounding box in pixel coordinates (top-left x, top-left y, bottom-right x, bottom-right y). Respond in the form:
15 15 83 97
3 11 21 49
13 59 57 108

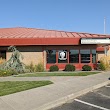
0 76 81 83
0 71 110 110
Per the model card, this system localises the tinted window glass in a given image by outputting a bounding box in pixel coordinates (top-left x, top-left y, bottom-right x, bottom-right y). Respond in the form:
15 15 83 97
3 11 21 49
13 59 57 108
69 50 79 63
0 51 6 59
80 49 90 63
46 50 56 63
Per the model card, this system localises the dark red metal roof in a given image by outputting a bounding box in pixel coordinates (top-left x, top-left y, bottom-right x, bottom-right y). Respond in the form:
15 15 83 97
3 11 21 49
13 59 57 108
0 27 110 46
96 46 109 51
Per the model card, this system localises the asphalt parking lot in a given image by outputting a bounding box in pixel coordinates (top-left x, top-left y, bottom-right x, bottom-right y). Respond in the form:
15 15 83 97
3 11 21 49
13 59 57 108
51 84 110 110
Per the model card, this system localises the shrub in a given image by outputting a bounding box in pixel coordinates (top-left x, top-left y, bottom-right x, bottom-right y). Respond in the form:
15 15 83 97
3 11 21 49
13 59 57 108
25 62 35 72
0 69 18 77
98 61 106 71
100 56 109 70
82 65 92 71
29 62 35 72
25 62 44 72
64 64 75 71
8 69 18 75
49 65 59 72
35 63 44 72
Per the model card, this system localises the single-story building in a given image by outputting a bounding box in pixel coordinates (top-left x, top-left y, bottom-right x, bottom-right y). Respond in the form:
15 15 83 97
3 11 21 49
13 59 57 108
0 27 110 70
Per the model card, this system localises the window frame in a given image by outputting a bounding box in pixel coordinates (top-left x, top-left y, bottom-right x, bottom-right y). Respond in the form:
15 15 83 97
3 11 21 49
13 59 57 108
46 50 56 64
69 49 79 63
92 49 96 63
80 49 91 63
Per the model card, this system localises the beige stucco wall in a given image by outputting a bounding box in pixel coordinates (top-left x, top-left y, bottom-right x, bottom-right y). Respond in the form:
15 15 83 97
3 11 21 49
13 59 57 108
97 46 110 61
43 50 46 70
97 52 104 61
107 46 110 56
6 46 43 66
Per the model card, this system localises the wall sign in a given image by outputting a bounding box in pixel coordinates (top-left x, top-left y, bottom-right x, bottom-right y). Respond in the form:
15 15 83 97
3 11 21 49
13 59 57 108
81 38 110 44
58 51 67 60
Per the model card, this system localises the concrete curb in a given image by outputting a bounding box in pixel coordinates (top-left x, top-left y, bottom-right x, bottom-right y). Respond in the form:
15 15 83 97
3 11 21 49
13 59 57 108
36 80 110 110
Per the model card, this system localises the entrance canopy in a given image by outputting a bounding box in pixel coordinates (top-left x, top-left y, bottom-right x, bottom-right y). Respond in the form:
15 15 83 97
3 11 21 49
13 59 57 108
81 38 110 45
81 38 110 55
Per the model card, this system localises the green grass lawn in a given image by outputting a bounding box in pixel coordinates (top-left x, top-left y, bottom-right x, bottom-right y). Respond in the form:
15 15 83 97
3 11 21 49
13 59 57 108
0 81 53 96
16 72 100 77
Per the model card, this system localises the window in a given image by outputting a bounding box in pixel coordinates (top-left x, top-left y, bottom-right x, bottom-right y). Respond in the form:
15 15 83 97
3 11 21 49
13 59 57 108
69 50 79 63
58 50 67 63
80 49 90 63
92 49 96 63
0 51 6 59
46 50 56 63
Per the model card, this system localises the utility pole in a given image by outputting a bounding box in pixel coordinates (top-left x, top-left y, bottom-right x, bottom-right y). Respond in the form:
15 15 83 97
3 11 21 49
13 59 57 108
104 17 106 34
104 17 107 56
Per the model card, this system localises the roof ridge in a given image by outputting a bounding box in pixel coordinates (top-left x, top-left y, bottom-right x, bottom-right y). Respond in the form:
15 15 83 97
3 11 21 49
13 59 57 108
17 27 110 36
22 27 109 35
0 27 110 36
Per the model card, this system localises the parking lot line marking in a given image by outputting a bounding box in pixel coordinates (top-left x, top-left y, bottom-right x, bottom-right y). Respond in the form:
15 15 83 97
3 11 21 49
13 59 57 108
96 92 110 99
74 99 110 110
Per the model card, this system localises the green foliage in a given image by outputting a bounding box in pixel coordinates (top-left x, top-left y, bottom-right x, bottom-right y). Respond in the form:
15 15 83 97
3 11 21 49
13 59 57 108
98 61 106 71
0 46 25 73
25 62 35 72
82 65 92 71
26 62 44 72
16 72 99 77
64 64 75 71
0 81 53 96
49 65 59 72
35 63 44 72
0 69 18 77
100 56 109 70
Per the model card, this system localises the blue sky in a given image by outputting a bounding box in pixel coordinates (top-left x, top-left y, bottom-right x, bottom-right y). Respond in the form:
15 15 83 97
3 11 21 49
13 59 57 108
0 0 110 34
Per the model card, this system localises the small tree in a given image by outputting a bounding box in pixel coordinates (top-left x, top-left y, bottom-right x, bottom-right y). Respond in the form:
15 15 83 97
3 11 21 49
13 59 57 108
0 46 25 73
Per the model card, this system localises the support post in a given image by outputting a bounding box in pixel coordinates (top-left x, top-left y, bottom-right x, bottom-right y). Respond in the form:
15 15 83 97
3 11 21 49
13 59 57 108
104 46 107 56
